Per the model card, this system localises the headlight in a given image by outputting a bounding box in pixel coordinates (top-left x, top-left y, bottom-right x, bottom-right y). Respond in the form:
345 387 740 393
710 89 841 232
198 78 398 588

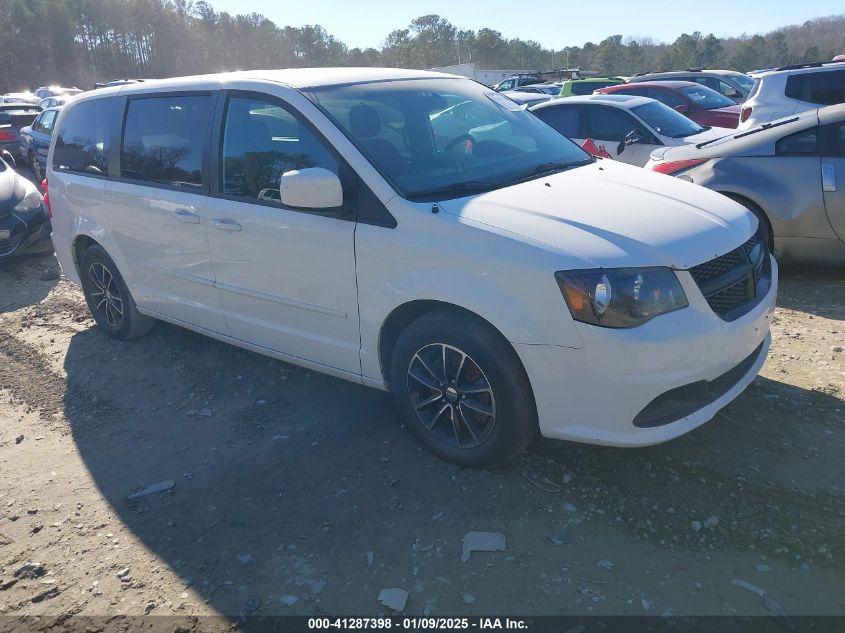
556 267 688 328
13 189 43 214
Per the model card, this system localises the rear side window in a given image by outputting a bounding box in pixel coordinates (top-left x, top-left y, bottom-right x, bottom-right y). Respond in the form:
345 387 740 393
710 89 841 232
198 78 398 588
585 106 642 142
570 82 604 95
775 128 818 155
120 94 213 188
38 110 57 134
662 90 686 108
785 71 845 105
533 106 580 137
52 97 119 176
642 88 685 108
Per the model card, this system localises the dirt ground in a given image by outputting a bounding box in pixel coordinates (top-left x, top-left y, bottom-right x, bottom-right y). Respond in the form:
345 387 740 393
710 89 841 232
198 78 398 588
1 240 844 628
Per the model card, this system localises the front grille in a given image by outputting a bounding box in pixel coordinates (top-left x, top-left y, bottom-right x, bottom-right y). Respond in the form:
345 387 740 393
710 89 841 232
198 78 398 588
689 230 771 321
633 341 765 428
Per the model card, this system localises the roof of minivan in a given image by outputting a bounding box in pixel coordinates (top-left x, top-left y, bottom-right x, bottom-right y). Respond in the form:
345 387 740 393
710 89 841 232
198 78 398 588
77 68 463 101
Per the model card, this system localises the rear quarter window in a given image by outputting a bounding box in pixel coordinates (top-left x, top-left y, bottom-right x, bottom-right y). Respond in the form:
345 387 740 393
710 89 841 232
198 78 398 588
775 127 818 155
533 106 580 137
786 71 845 105
53 97 121 176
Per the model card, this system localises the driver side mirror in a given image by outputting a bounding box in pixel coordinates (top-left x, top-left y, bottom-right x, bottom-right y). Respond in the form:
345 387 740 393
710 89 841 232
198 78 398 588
616 130 643 155
280 167 343 209
674 104 690 115
1 149 15 168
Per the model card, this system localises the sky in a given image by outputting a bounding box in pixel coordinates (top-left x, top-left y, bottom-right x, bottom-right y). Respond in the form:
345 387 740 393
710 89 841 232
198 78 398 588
211 0 842 50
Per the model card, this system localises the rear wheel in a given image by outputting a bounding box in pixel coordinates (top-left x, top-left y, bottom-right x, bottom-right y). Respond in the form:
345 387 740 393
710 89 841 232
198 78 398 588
389 310 538 467
79 245 154 340
28 152 42 182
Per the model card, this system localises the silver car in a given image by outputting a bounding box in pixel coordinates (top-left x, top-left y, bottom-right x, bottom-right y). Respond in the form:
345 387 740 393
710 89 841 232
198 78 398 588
645 104 845 266
628 70 755 103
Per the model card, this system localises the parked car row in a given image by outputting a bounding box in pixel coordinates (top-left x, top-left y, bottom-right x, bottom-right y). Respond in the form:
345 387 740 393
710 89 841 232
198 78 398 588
530 95 734 165
488 62 845 266
500 61 845 135
0 103 42 159
20 107 62 180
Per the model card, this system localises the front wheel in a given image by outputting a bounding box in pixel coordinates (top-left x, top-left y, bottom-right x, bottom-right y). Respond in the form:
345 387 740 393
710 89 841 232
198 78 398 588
79 245 154 340
389 310 539 467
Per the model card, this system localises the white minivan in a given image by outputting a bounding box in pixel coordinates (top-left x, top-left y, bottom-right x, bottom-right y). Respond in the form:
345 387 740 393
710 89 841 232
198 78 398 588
47 68 777 466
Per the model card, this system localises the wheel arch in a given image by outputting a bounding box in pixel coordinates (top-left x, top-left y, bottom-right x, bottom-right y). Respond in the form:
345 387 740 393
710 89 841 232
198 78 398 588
72 234 100 277
377 299 530 388
717 190 775 250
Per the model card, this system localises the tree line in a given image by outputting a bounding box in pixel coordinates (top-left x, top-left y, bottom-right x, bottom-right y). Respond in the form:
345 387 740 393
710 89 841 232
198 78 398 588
1 0 842 93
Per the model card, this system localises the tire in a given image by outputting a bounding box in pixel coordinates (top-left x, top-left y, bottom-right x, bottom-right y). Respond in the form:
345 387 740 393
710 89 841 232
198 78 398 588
389 309 539 468
721 193 774 253
79 245 154 340
28 152 42 182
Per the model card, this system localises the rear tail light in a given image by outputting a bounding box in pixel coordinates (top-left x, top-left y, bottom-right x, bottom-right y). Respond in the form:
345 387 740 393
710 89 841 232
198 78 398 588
0 130 17 142
41 178 52 218
647 159 708 176
740 107 752 123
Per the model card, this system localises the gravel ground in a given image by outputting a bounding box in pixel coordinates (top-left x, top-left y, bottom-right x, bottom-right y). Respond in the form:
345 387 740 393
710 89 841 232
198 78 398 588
0 249 843 628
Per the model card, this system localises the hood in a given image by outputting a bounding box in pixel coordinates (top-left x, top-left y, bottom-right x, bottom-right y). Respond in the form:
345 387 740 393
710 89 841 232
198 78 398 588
683 125 735 144
437 160 756 270
698 105 741 128
0 167 28 218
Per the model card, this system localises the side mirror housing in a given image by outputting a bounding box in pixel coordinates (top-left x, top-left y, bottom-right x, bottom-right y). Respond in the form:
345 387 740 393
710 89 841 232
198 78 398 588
617 130 643 154
1 149 15 168
280 167 343 209
674 104 690 115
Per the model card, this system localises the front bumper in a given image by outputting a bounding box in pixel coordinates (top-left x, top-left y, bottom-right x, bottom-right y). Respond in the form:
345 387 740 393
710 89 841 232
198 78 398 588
0 206 53 259
517 256 778 447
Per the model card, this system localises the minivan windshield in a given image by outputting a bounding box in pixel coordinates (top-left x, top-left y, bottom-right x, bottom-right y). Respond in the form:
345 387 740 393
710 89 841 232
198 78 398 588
307 78 593 201
631 101 706 138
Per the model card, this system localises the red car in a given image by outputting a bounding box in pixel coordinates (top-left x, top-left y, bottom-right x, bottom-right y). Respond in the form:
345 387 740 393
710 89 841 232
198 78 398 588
596 81 741 129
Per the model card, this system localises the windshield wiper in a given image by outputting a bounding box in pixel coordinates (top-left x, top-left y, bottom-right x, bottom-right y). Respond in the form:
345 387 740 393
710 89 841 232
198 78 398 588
734 117 799 139
505 159 594 185
407 180 502 201
696 116 800 149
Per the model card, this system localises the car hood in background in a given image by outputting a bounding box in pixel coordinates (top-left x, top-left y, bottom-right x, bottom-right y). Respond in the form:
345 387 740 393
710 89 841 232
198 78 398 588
698 105 741 128
0 168 27 218
681 125 735 145
438 160 756 270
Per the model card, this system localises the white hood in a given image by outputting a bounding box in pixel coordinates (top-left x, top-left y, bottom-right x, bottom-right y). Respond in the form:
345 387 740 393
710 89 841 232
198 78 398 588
682 126 735 144
438 160 756 270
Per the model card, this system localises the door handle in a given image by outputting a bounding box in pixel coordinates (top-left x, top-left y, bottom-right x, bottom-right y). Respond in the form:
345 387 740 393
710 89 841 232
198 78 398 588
173 209 201 224
822 164 837 192
212 218 242 232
